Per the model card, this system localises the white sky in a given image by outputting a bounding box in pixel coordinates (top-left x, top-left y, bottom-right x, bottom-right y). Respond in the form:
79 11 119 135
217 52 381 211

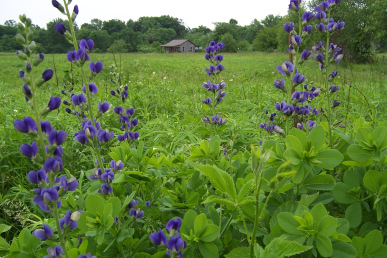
0 0 304 30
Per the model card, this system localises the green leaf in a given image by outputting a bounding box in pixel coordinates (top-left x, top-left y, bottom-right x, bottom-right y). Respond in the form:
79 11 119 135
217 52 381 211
262 237 312 258
372 127 387 150
364 230 383 254
356 128 373 150
363 170 381 193
202 196 235 206
198 242 219 258
315 149 344 169
345 202 362 228
316 235 333 257
106 197 122 218
277 212 303 235
318 216 337 237
304 174 336 190
192 163 237 200
332 183 358 204
310 203 328 224
0 224 11 234
85 194 105 215
308 126 326 152
286 135 304 155
194 213 208 237
199 224 219 242
331 242 357 258
209 135 221 155
0 236 10 251
283 148 301 165
351 236 365 256
225 247 250 258
347 144 373 163
181 210 197 236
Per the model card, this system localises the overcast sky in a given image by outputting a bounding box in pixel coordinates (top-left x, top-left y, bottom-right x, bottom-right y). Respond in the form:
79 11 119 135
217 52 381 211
0 0 304 30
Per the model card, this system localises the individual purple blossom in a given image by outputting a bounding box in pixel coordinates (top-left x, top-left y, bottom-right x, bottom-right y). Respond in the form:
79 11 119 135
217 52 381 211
79 39 94 51
301 49 312 61
214 55 223 62
302 25 313 34
289 0 301 10
129 208 144 219
110 90 116 96
329 70 338 81
315 53 325 63
42 69 54 82
114 106 123 114
67 50 77 62
121 90 128 101
307 120 317 130
25 62 32 72
47 96 61 110
292 73 305 85
166 218 182 233
99 184 113 195
83 83 98 94
127 200 139 209
98 102 111 113
128 131 140 140
315 1 330 12
315 23 326 32
55 23 66 35
312 41 324 52
78 253 96 258
97 129 114 143
282 104 294 116
14 116 37 133
332 100 341 107
73 5 79 15
59 209 81 231
276 61 294 76
43 157 63 173
284 22 294 33
28 169 48 185
291 35 302 47
166 235 186 257
48 130 67 146
89 61 103 74
44 246 63 258
71 94 87 106
101 170 115 183
126 107 135 116
295 105 311 115
273 78 285 91
20 141 38 158
74 130 89 145
302 12 315 23
205 54 212 60
292 91 308 103
22 83 32 97
76 49 89 63
297 123 305 130
59 175 78 191
334 52 344 64
312 108 319 115
110 160 124 171
329 85 340 93
146 201 151 207
33 187 59 212
89 168 103 180
315 11 327 20
32 224 53 240
216 64 225 72
149 229 167 246
211 115 227 125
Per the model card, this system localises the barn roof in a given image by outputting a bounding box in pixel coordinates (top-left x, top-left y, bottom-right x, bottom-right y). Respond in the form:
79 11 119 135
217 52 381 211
161 39 197 47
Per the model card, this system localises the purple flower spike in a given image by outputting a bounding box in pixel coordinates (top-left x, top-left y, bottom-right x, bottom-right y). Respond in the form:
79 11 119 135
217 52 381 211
149 229 167 246
14 116 37 134
55 23 66 35
48 96 61 110
32 224 53 240
45 246 63 258
20 141 38 158
32 187 59 212
273 78 285 91
42 69 54 82
28 169 47 185
284 22 294 33
89 61 103 74
166 217 182 233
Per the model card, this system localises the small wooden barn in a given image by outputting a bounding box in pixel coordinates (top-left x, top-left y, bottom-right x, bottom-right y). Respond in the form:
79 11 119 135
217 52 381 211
161 39 197 53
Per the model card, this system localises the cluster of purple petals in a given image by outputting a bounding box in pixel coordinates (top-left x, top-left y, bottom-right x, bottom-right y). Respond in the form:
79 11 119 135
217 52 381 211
44 245 63 258
66 39 95 63
113 105 139 141
110 85 129 101
33 187 61 212
59 209 82 231
74 120 113 145
202 81 226 93
32 223 53 240
202 115 227 125
297 120 318 130
275 101 294 116
204 41 225 76
276 62 294 76
82 83 98 95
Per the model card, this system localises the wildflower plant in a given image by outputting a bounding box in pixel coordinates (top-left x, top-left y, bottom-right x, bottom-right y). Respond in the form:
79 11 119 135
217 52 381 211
201 41 227 133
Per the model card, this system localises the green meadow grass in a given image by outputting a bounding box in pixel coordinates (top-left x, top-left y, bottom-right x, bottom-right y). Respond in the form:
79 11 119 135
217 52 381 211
0 51 386 192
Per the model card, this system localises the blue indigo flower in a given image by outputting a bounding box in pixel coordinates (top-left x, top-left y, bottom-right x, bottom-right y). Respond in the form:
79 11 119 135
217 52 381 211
292 91 308 103
315 1 330 12
329 70 338 81
297 123 304 130
126 107 135 116
329 85 340 93
282 104 294 116
128 132 139 140
14 116 37 133
28 169 47 185
42 69 54 82
59 175 78 192
78 253 96 258
97 129 114 143
55 23 66 35
74 130 89 145
211 115 227 125
79 39 94 51
22 83 32 98
334 52 344 64
98 102 111 113
33 187 59 212
47 96 61 111
166 235 186 257
130 118 138 127
276 62 294 76
46 145 63 157
289 0 301 10
146 201 151 207
44 157 63 173
32 224 53 240
332 100 340 107
76 49 89 63
20 141 38 158
302 25 313 34
44 245 63 258
290 35 302 48
275 101 286 111
73 5 79 15
214 55 223 62
312 41 324 52
114 106 123 114
315 11 327 20
25 62 32 72
284 22 294 33
110 160 124 171
110 90 116 96
101 170 115 183
129 208 144 219
127 200 139 209
216 64 225 72
99 184 113 195
292 73 305 85
166 218 182 233
315 23 326 32
71 94 87 106
121 90 128 101
204 54 212 60
273 78 285 91
273 125 284 135
312 108 319 115
59 209 81 231
302 12 315 23
67 50 77 62
295 105 311 115
307 120 317 130
202 116 210 123
89 61 103 74
300 49 312 61
149 229 167 246
48 130 67 146
83 83 98 94
315 53 325 63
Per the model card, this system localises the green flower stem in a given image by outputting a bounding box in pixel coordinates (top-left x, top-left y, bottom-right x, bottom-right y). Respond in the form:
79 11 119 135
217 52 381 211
52 205 70 258
325 10 333 147
236 205 251 244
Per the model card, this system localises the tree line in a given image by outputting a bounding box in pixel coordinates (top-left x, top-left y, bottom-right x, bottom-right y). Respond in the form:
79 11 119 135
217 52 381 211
0 0 385 63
